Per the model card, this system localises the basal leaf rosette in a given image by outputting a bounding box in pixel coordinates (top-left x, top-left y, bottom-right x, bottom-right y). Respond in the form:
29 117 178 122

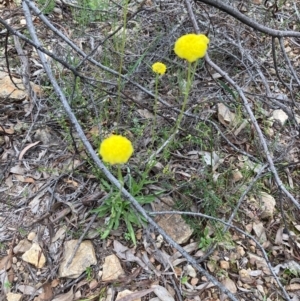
174 33 209 63
99 135 134 165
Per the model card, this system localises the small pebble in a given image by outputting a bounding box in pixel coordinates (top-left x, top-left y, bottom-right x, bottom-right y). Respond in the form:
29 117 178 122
27 232 36 241
89 279 98 290
220 260 229 270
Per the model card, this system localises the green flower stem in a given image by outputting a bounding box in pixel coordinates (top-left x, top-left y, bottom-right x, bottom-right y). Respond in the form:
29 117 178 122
117 164 124 189
151 74 159 148
116 0 129 132
174 61 197 131
175 62 191 130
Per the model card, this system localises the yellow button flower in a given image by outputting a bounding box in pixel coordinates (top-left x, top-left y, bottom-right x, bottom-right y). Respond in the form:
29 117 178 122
99 135 134 165
174 33 209 63
152 62 167 75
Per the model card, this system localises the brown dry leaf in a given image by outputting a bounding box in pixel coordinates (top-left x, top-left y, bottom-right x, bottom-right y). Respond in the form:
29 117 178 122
17 284 43 295
7 268 14 283
18 141 40 160
252 222 267 243
286 283 300 291
24 177 35 183
64 179 79 187
292 222 300 232
116 289 154 301
248 253 270 275
275 227 284 245
38 282 53 301
0 256 11 270
9 165 25 175
88 126 99 137
52 287 74 301
51 279 60 288
217 103 236 127
113 240 148 270
151 285 175 301
0 125 14 134
137 109 154 119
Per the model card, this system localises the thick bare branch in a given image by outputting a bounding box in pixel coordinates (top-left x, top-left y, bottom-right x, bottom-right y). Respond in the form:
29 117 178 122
195 0 300 37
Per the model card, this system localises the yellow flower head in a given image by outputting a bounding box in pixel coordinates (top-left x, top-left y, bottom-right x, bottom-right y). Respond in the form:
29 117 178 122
99 135 134 165
174 33 209 63
152 62 167 75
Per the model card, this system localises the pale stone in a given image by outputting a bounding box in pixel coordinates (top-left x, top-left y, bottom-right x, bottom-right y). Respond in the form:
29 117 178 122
22 243 46 268
222 277 237 293
27 232 36 241
154 196 193 244
0 71 41 102
259 192 276 219
59 240 97 278
220 260 230 270
116 290 141 301
236 246 245 257
13 239 31 254
89 279 98 290
232 169 243 182
239 269 252 283
239 269 249 278
207 261 216 272
102 254 124 281
190 278 199 286
6 293 22 301
185 264 196 277
272 109 288 125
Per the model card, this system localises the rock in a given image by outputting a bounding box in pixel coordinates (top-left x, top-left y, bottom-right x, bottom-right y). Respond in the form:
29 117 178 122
222 277 237 293
116 290 141 301
6 293 22 301
102 254 124 281
153 196 193 244
190 278 199 286
0 71 41 102
59 240 97 278
33 126 62 146
157 213 193 244
185 265 197 277
236 246 245 257
22 243 46 268
232 169 243 182
272 109 288 125
259 192 276 219
13 239 31 254
27 232 36 241
239 269 252 283
220 260 230 270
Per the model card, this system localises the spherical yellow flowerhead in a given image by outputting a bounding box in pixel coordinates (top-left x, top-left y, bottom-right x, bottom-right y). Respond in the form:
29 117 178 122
99 135 134 165
152 62 167 75
174 33 209 63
